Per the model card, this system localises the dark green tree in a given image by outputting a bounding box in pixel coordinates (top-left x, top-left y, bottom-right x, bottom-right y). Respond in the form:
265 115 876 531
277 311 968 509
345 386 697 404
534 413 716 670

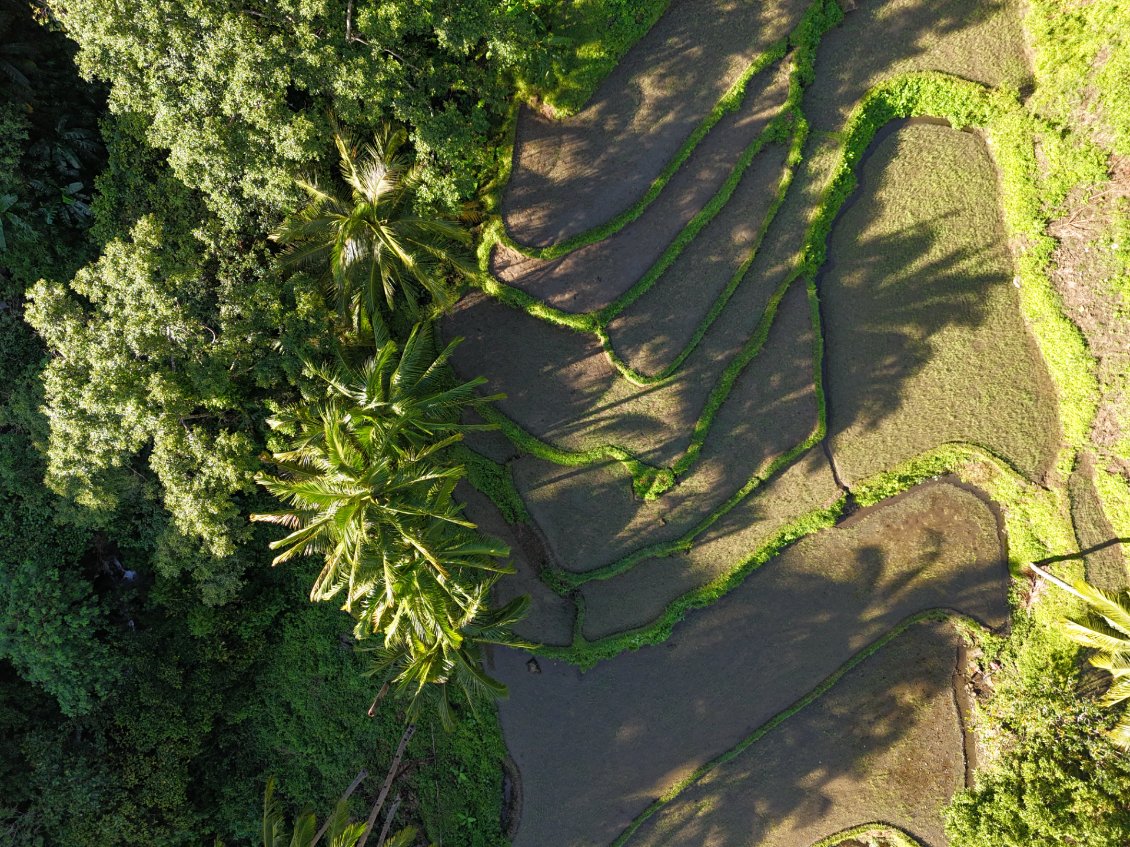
50 0 548 223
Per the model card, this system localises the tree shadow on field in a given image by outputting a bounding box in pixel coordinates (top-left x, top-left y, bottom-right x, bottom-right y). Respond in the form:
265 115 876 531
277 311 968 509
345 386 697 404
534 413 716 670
500 284 817 575
821 210 1003 433
503 0 810 247
628 619 970 847
808 0 1028 132
493 481 1010 847
818 122 1059 484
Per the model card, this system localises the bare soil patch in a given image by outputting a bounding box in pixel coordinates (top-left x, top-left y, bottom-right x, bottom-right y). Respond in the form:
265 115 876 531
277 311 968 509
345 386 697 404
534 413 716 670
493 68 791 313
629 621 967 847
822 123 1061 485
512 282 819 573
446 289 616 445
1047 155 1130 471
494 481 1008 846
502 0 810 247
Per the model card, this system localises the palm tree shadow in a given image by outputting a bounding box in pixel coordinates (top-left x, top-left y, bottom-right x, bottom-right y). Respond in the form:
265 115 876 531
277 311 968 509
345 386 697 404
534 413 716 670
817 122 1060 484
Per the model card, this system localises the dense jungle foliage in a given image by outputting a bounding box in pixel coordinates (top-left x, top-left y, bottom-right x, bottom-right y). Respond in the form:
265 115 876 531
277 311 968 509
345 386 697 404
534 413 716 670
3 0 1130 844
0 0 541 843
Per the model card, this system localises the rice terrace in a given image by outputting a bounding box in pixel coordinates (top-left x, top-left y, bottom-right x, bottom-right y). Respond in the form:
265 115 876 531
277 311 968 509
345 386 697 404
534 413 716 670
4 0 1130 844
448 0 1130 844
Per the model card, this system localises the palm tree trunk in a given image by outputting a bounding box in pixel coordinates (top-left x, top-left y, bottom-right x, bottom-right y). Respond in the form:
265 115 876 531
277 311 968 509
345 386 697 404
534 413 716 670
374 794 402 847
1027 561 1089 601
357 723 416 847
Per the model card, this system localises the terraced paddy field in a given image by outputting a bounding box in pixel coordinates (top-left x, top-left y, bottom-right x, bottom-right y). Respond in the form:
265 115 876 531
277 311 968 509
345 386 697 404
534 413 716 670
445 0 1128 842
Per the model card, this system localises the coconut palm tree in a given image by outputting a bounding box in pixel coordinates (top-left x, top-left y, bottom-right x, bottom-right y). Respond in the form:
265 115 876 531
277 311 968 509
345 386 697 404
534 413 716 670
251 324 505 609
272 123 475 334
253 322 527 722
1029 564 1130 748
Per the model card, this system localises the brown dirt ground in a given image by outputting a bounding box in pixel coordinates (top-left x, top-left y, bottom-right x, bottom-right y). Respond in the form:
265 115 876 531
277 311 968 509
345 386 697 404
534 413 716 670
511 282 819 574
493 67 792 314
450 252 817 480
628 621 967 847
804 0 1029 133
822 124 1061 485
579 448 841 639
447 289 617 445
502 0 810 247
603 142 792 376
493 481 1008 847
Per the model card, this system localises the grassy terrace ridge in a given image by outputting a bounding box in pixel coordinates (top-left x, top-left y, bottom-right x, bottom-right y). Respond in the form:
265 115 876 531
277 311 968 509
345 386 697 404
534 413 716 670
493 39 791 261
462 71 1080 518
452 0 1129 843
458 70 1100 674
533 442 1070 668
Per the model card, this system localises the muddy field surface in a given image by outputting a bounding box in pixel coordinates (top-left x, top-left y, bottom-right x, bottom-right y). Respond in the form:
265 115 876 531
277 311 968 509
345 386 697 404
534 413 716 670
491 482 1008 847
502 0 809 247
627 621 967 847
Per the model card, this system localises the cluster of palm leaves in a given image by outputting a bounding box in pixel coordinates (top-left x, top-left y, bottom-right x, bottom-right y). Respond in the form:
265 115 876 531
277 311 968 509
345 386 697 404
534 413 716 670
253 323 529 726
258 125 528 727
1029 563 1130 748
271 123 476 337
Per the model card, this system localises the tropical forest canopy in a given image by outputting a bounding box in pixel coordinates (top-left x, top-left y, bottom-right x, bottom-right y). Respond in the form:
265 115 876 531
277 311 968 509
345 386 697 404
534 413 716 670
1 0 1130 844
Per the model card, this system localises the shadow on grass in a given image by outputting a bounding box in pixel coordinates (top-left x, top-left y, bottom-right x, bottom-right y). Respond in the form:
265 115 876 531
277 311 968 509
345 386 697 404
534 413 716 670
807 0 1028 132
502 0 808 247
820 123 1060 485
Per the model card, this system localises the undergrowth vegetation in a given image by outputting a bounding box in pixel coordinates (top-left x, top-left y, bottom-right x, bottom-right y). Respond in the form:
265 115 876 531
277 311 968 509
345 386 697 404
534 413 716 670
4 0 1130 842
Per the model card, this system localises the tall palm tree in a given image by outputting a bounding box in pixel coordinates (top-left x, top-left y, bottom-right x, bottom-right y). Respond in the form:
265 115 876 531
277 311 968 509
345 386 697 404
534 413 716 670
252 323 528 722
272 124 475 333
251 324 505 609
1029 564 1130 748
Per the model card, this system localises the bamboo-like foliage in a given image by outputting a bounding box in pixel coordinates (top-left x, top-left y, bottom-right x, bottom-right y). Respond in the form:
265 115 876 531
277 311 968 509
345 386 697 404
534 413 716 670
271 124 475 332
1030 564 1130 749
252 323 525 721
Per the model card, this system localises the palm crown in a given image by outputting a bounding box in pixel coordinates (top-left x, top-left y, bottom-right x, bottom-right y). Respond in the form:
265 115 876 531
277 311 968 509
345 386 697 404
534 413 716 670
252 323 526 722
272 125 475 332
1029 564 1130 748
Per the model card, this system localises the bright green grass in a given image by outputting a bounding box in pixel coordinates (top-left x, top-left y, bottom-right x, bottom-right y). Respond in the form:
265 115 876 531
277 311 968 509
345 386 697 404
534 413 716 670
520 0 672 117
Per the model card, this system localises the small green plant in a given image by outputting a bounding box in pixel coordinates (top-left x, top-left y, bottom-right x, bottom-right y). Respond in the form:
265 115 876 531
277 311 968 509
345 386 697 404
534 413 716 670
1029 564 1130 748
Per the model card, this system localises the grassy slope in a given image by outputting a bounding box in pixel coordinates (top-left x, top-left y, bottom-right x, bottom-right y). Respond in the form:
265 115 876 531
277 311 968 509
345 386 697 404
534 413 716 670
823 122 1061 485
